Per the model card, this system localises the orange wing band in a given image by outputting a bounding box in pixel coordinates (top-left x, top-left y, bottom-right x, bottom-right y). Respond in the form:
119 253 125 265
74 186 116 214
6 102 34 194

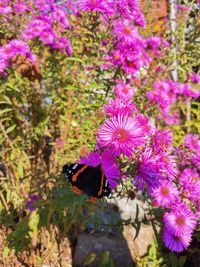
98 173 105 196
72 165 88 182
89 196 98 204
71 186 84 195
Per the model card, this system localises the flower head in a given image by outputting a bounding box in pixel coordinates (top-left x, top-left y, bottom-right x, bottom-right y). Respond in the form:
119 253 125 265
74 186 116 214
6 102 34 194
163 203 197 236
163 228 192 252
151 180 179 207
104 98 138 117
98 115 145 158
134 148 164 192
114 80 135 99
184 134 200 150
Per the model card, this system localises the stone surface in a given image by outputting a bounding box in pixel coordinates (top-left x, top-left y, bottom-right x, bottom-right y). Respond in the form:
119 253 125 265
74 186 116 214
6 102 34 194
107 196 145 222
74 196 159 266
74 234 134 267
123 224 159 258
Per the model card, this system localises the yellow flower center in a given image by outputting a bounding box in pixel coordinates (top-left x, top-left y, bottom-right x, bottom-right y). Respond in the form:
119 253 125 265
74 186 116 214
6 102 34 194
124 27 132 35
113 54 119 60
161 187 169 196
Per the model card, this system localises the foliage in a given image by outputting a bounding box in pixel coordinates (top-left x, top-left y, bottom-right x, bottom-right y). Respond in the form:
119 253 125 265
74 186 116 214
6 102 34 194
0 0 200 266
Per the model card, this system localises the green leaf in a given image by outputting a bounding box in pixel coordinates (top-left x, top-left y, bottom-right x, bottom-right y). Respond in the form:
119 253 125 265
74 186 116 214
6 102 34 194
0 108 12 116
98 251 114 267
6 124 16 134
29 211 39 234
3 246 10 258
84 253 96 266
63 85 78 90
178 256 187 267
67 57 84 63
17 160 24 178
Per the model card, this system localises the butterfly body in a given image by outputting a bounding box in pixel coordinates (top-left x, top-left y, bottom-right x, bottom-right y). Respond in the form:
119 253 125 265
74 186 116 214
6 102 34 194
62 164 111 201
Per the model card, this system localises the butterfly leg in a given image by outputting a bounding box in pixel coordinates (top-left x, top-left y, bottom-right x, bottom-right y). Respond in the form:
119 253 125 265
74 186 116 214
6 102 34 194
71 186 84 195
89 196 98 204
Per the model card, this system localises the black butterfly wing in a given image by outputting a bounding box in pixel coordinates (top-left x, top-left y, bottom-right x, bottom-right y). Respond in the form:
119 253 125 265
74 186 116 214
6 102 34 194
62 164 111 198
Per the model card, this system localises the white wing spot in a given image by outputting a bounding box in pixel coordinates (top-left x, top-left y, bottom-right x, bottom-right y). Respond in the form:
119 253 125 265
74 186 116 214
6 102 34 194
73 164 78 169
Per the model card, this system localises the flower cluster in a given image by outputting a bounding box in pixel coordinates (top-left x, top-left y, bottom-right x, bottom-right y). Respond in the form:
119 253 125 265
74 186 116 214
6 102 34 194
149 134 200 252
72 0 200 253
0 0 72 75
147 80 200 125
0 40 36 75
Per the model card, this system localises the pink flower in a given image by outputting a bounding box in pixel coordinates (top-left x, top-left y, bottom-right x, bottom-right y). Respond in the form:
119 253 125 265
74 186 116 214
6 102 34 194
188 73 200 84
0 44 15 60
163 228 192 252
184 134 200 150
163 204 197 236
134 148 164 192
13 1 29 13
10 39 30 55
55 138 65 149
182 84 200 99
79 0 108 13
151 129 173 153
113 20 140 44
0 1 11 14
104 98 138 117
179 168 200 201
151 181 179 207
34 0 53 12
0 59 8 74
114 80 135 99
98 115 145 158
176 4 191 12
146 37 162 50
79 150 120 189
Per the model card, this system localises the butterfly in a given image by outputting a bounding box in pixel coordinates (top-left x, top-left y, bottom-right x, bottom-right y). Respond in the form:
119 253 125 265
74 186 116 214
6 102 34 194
62 163 111 203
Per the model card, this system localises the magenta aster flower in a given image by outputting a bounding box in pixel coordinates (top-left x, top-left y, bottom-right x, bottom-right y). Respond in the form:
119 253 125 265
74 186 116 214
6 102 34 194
188 72 200 84
113 20 140 45
34 0 52 12
0 44 15 60
107 50 123 66
79 150 120 189
104 98 138 117
179 168 200 201
13 1 29 13
151 129 173 153
151 181 179 208
114 80 135 99
163 228 192 252
0 59 8 74
146 37 162 50
134 148 164 192
182 83 200 99
184 134 200 150
79 0 108 13
159 153 179 180
10 39 30 55
163 204 197 236
98 115 145 158
0 1 11 14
